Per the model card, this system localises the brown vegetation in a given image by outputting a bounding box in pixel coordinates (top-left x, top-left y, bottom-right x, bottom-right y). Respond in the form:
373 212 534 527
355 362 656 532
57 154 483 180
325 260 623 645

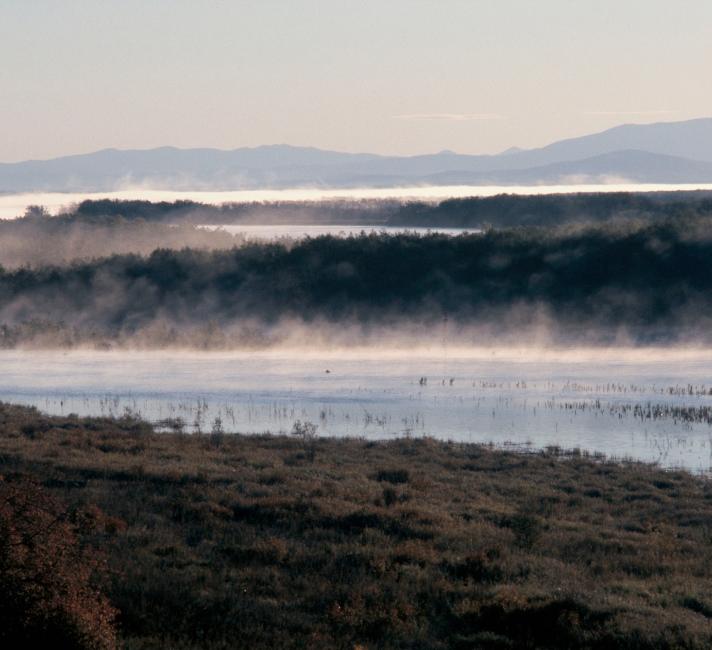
0 473 117 648
1 403 712 648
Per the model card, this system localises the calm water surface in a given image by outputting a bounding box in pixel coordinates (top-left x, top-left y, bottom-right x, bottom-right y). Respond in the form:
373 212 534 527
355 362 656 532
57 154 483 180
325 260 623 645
3 349 712 472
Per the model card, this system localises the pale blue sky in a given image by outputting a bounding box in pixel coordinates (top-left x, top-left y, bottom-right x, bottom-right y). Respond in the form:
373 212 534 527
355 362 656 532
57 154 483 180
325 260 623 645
1 1 710 161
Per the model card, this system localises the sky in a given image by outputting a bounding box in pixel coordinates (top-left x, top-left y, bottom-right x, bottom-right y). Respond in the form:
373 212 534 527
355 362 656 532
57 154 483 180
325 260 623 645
1 0 711 162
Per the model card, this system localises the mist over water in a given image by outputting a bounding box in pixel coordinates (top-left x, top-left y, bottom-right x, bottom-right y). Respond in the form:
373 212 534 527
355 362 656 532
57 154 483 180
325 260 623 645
4 347 712 472
4 182 712 218
198 224 475 239
3 189 712 473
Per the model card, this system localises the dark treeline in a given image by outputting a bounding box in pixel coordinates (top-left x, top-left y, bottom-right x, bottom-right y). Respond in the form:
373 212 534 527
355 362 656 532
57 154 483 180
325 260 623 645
69 198 396 225
2 216 712 345
65 191 712 228
390 191 712 228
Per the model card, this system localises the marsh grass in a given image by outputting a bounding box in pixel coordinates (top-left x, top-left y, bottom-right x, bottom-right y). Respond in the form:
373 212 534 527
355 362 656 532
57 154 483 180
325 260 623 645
1 402 712 648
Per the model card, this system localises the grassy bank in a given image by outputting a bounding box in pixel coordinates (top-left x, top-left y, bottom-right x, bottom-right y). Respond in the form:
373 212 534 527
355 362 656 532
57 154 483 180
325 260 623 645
1 403 712 648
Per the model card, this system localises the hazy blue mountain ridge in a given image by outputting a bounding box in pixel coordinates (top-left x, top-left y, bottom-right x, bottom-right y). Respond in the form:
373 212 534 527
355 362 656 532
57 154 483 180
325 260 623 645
1 118 711 191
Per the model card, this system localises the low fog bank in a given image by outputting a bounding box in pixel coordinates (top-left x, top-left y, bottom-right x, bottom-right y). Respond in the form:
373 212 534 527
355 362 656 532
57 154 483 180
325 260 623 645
3 318 712 354
3 217 712 348
3 191 712 268
0 200 395 268
7 339 712 365
0 211 243 268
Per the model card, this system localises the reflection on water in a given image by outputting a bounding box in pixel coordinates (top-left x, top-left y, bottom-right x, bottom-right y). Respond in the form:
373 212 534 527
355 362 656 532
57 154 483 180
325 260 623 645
3 349 712 472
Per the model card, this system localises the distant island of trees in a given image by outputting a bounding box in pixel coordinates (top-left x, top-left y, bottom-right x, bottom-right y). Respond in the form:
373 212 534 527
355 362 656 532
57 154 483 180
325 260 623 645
63 190 712 229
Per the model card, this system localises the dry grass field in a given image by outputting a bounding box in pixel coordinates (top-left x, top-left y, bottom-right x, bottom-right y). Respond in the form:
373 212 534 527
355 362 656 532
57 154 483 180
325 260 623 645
1 402 712 648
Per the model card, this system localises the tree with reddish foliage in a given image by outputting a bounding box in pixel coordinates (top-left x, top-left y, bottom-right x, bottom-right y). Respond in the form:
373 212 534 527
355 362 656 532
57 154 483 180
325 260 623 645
0 475 117 649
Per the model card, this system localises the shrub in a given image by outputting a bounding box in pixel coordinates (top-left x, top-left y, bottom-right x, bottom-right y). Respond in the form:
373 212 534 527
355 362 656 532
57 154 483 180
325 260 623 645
210 416 225 447
376 468 410 484
291 420 318 461
506 511 542 549
382 487 398 507
0 476 117 649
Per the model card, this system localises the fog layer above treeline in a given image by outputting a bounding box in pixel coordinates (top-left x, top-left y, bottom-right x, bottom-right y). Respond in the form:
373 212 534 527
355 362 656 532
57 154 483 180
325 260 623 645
0 211 242 269
2 191 712 269
2 215 712 347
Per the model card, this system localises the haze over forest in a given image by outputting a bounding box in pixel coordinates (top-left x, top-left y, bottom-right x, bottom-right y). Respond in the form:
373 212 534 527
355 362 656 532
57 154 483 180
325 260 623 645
0 192 710 349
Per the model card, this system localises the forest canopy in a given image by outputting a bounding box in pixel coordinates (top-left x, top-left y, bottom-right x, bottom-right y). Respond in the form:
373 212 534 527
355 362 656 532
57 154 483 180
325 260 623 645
1 213 712 346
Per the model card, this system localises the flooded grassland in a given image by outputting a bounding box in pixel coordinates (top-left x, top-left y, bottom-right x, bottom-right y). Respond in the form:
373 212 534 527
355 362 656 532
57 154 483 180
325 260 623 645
4 346 712 471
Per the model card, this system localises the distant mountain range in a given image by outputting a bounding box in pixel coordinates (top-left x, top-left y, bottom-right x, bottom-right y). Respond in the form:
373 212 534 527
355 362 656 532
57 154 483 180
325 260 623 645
2 118 712 192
